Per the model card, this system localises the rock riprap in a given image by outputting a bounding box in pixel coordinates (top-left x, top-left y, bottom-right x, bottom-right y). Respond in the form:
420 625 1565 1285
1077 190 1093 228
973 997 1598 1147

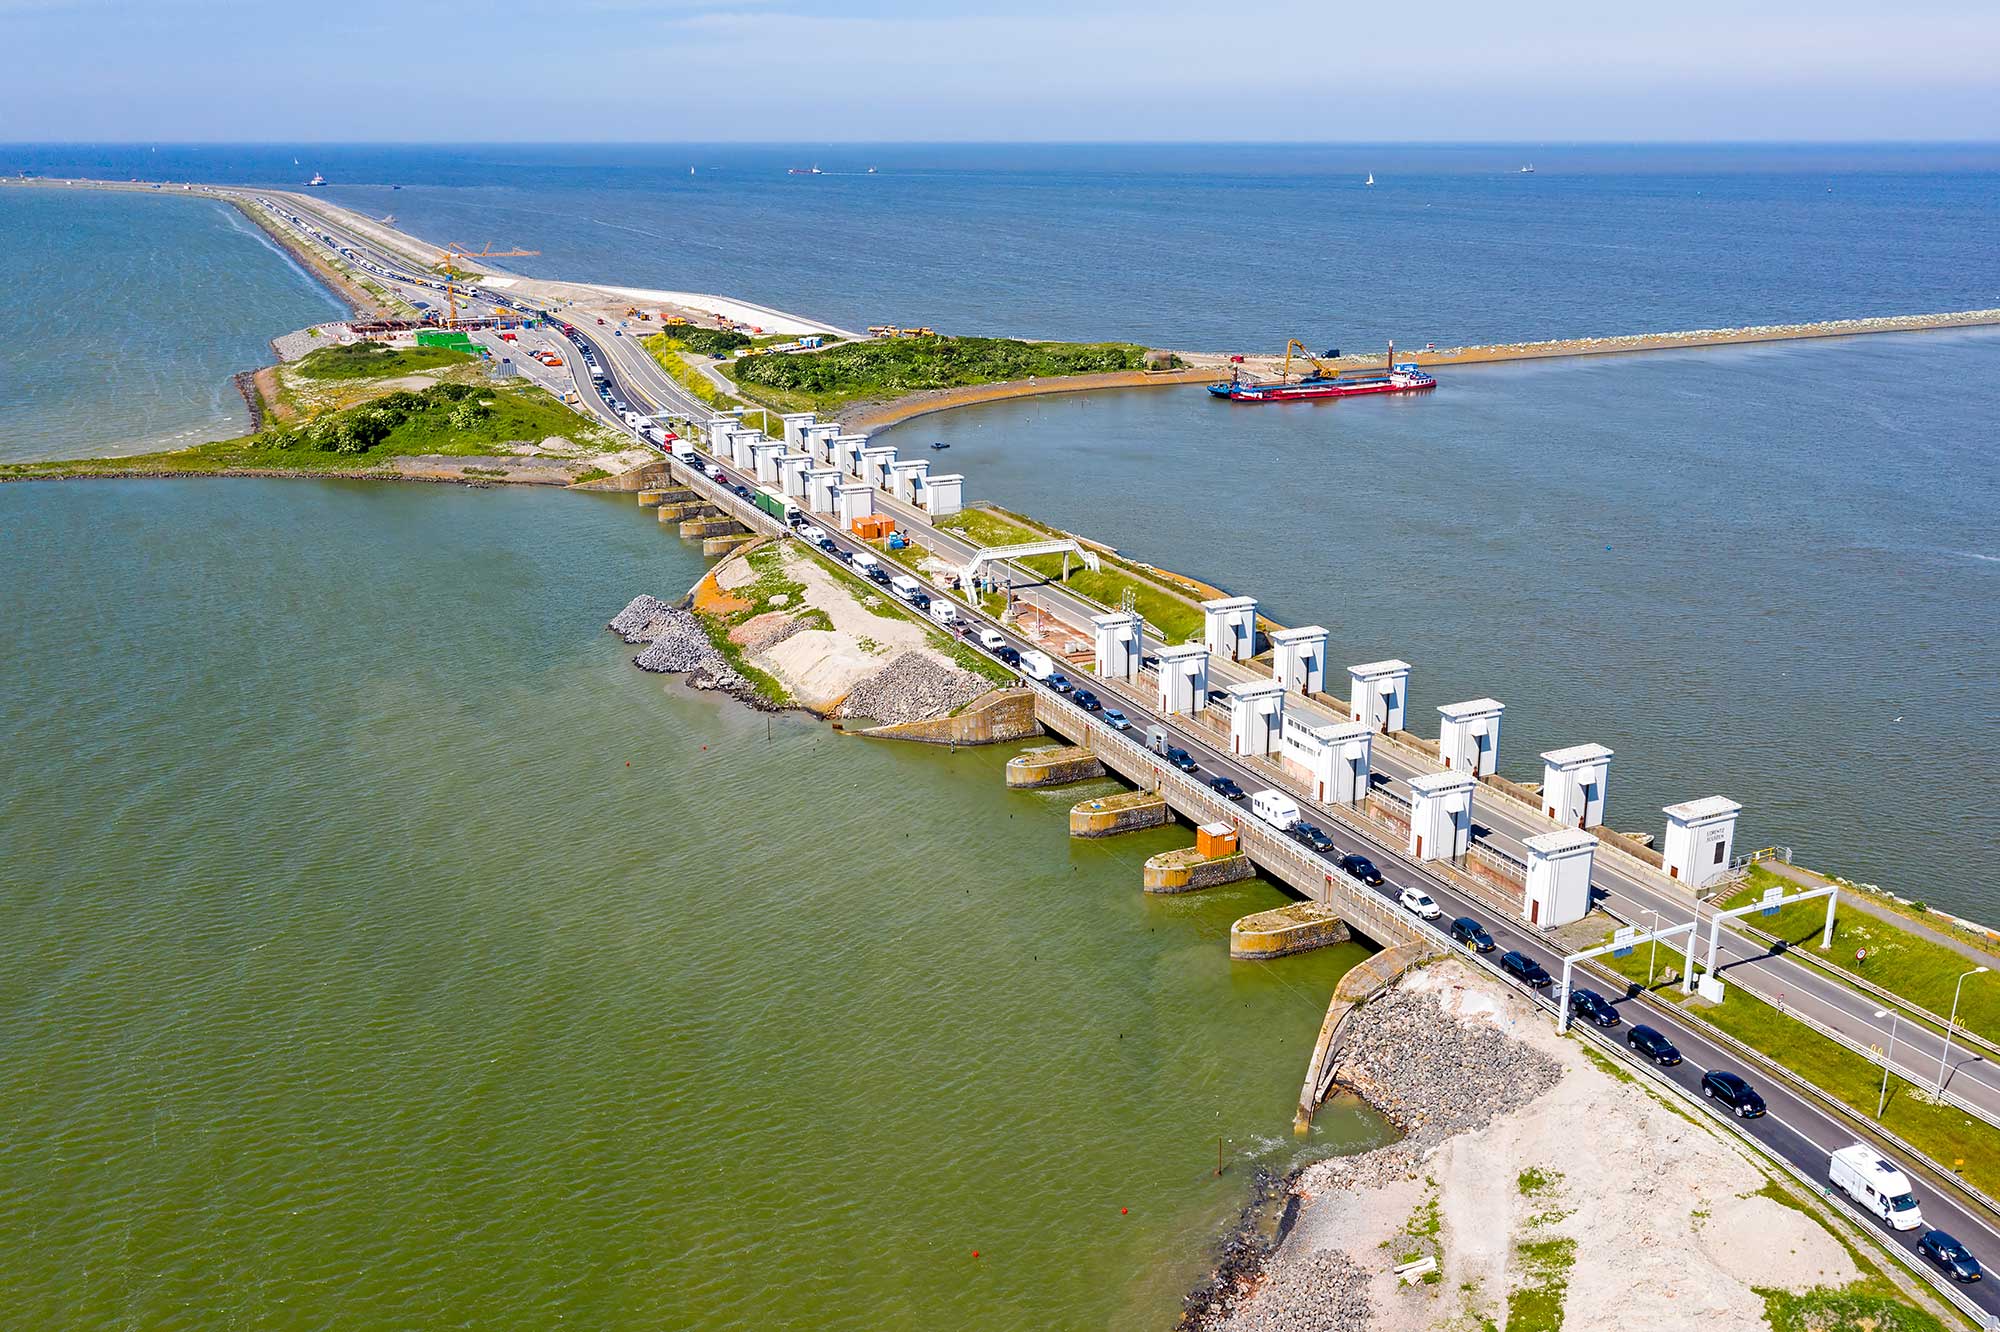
835 651 989 725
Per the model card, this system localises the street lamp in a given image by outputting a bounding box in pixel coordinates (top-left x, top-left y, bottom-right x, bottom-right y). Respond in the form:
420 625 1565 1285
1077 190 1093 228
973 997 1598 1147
1936 966 1989 1094
1643 907 1661 989
1874 1008 1902 1119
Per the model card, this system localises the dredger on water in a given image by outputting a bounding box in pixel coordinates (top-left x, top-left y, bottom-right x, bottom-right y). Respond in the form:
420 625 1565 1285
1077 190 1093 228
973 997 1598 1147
1209 339 1436 402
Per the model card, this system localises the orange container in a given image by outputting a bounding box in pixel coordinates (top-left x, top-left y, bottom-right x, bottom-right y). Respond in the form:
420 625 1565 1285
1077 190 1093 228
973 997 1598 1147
1196 822 1238 858
850 515 896 540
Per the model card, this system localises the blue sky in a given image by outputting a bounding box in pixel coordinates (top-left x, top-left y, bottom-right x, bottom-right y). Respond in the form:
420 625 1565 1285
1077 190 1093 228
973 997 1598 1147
5 0 1997 142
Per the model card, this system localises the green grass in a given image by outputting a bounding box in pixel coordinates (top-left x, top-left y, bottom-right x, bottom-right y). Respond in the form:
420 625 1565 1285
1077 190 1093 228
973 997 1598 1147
1590 944 2000 1198
293 339 474 380
938 506 1208 642
1515 1167 1559 1197
641 334 741 411
1505 1237 1575 1332
1 384 602 480
729 335 1161 411
1757 1285 1948 1332
1727 865 2000 1044
938 506 1047 548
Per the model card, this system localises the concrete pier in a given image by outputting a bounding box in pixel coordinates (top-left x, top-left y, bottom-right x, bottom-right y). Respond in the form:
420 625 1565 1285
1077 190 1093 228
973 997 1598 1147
680 516 747 540
638 486 695 508
659 501 717 522
1143 846 1255 894
1005 745 1106 789
702 533 760 557
1229 902 1352 960
860 688 1042 746
1069 790 1169 838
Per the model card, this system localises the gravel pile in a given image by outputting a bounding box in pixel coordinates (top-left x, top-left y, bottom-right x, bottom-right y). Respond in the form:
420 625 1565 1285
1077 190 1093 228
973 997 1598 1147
1221 1250 1373 1332
835 651 989 725
1301 987 1563 1194
608 594 678 644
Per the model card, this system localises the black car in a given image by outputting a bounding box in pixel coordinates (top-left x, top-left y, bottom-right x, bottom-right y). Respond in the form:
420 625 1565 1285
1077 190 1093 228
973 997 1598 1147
1164 746 1198 773
1626 1024 1682 1066
867 567 891 585
1500 950 1553 988
1337 854 1383 886
911 592 932 611
1288 822 1335 853
996 646 1022 667
1071 689 1102 712
732 484 752 498
1701 1070 1766 1118
1567 987 1621 1028
1208 776 1246 801
1449 917 1496 952
1918 1230 1983 1283
1045 673 1074 694
835 549 854 564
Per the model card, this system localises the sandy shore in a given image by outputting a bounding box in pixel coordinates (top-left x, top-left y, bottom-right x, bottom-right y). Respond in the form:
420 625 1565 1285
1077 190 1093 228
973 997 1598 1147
1187 959 1947 1332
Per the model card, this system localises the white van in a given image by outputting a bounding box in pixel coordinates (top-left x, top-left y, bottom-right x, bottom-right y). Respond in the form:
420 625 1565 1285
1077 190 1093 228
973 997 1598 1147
977 628 1006 652
930 603 960 627
1019 649 1054 681
852 552 881 576
1249 789 1301 831
1829 1144 1925 1230
890 574 921 602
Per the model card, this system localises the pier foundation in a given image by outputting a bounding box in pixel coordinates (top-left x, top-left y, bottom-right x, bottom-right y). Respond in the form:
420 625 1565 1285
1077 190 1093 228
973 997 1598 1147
1005 745 1106 789
1069 790 1169 838
702 533 761 558
680 516 747 540
1143 846 1255 894
1229 902 1352 960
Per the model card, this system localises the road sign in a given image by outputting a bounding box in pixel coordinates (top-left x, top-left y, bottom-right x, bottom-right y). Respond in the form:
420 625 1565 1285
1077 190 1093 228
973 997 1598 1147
1613 925 1639 958
1761 885 1785 918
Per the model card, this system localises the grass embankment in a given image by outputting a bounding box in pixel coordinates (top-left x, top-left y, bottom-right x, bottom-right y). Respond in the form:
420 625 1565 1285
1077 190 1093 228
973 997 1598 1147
1591 940 2000 1198
936 506 1207 643
729 335 1163 412
868 538 1013 686
0 383 603 480
693 543 804 708
1727 865 2000 1044
640 332 786 437
292 340 475 381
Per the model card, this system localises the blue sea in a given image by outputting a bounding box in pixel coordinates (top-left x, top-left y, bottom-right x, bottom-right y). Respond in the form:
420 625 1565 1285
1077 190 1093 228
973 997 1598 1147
5 141 1997 909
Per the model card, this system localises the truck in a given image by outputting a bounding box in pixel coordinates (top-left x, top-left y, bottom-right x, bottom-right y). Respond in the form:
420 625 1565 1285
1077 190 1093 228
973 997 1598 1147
751 487 800 524
1829 1145 1925 1230
1019 650 1054 681
1249 790 1302 831
889 574 922 602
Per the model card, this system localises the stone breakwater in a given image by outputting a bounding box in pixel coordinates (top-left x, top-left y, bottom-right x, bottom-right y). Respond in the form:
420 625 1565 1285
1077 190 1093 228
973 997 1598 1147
1183 983 1564 1331
835 651 990 726
609 595 761 708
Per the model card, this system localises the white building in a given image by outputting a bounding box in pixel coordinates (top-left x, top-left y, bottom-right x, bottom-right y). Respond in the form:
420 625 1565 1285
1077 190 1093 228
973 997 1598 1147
1202 596 1259 662
1269 625 1329 695
1661 796 1743 889
1092 610 1143 683
887 459 930 502
750 440 785 486
1279 716 1372 805
1407 770 1476 862
1438 698 1504 777
1349 659 1412 733
806 468 843 514
778 412 816 448
777 453 813 499
834 484 874 529
723 428 760 470
860 447 897 489
1523 828 1597 927
833 435 870 476
1156 643 1210 716
1227 678 1287 757
1540 743 1612 829
800 422 842 465
921 473 964 517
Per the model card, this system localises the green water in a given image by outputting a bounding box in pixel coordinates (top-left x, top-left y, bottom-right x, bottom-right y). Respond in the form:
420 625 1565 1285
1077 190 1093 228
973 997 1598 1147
0 479 1386 1330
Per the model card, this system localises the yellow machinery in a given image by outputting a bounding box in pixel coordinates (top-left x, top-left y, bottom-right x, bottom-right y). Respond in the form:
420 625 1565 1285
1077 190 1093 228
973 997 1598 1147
1279 339 1338 384
440 242 541 326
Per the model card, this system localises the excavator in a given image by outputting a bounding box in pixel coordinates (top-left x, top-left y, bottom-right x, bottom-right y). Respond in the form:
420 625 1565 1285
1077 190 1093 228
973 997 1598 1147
1278 339 1342 384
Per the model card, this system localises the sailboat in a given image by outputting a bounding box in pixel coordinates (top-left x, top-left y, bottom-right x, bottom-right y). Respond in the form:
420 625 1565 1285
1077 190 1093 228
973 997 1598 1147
1519 163 1535 174
1365 173 1375 187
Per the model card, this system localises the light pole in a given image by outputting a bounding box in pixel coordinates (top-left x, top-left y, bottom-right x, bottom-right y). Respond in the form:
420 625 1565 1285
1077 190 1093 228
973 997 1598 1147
1643 908 1661 989
1936 966 1989 1094
1875 1007 1902 1119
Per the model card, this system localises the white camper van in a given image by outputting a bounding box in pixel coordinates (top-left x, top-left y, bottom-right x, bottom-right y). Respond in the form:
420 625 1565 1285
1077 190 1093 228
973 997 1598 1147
929 603 960 627
1249 789 1302 831
1018 650 1054 681
1829 1144 1925 1230
889 574 922 602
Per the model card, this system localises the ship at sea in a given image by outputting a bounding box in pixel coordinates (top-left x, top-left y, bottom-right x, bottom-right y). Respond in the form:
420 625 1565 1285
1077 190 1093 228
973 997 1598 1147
305 172 328 187
787 165 822 176
1209 340 1435 402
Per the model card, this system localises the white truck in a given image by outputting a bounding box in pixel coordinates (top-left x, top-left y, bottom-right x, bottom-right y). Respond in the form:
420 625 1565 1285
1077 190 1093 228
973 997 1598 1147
1829 1144 1925 1230
1019 649 1054 681
1249 789 1301 831
890 574 922 602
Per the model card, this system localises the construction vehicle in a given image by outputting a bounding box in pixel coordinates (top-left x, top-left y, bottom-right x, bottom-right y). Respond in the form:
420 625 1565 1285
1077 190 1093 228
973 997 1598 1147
662 314 689 326
1279 339 1338 384
438 242 541 327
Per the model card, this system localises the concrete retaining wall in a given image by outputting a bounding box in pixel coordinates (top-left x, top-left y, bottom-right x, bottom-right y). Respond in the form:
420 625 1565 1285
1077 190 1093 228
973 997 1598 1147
702 533 761 557
680 516 747 539
577 462 670 492
1230 903 1352 960
1143 847 1255 894
639 486 696 508
1069 790 1169 838
859 688 1042 746
1005 744 1106 789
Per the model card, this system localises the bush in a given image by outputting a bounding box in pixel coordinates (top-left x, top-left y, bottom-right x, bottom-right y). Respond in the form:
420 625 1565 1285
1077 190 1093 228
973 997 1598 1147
731 335 1151 402
661 327 752 356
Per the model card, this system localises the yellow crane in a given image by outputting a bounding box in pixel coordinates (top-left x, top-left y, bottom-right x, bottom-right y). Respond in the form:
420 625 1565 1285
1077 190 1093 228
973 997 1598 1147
1279 339 1339 384
439 241 540 326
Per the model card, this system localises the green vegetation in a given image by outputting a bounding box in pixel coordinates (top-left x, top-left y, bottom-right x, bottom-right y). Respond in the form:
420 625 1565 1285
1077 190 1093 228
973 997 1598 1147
661 326 753 356
1757 1285 1948 1332
1515 1167 1559 1197
1 383 603 480
293 339 475 380
691 544 804 708
730 335 1163 411
1727 865 2000 1044
1590 944 2000 1198
930 630 1016 687
1505 1237 1575 1332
